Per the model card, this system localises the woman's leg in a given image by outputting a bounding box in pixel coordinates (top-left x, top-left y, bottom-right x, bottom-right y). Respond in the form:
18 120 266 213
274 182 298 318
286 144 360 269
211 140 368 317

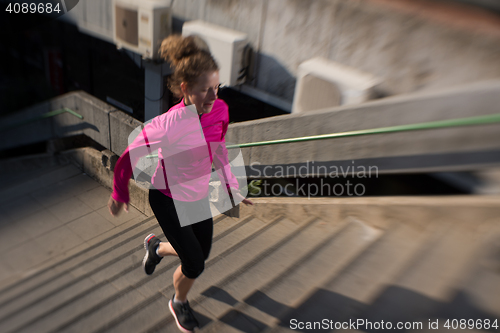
148 189 212 293
191 213 214 261
157 242 178 257
155 239 197 303
172 265 195 302
148 189 213 330
173 214 213 301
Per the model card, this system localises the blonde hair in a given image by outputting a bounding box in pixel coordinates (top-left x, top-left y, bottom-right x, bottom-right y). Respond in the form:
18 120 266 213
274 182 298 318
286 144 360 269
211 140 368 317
159 35 219 98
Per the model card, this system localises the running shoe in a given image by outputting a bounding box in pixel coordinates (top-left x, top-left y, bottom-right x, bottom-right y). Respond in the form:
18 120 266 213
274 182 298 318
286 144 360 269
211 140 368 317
143 233 162 275
169 294 199 332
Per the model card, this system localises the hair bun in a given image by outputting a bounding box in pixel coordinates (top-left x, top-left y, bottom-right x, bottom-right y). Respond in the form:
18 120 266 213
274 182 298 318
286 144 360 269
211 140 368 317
159 34 218 98
159 35 210 66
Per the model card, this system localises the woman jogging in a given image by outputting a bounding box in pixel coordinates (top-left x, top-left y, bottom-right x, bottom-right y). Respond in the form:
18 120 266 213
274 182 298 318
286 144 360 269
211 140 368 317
107 34 253 332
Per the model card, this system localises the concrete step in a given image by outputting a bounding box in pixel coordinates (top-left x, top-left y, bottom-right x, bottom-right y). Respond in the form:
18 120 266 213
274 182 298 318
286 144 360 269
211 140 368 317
0 153 65 174
0 153 71 191
0 163 82 204
440 219 500 325
79 215 281 333
203 217 384 333
91 214 326 333
0 152 154 287
51 215 266 333
1 173 498 333
196 218 347 328
264 217 487 333
0 226 162 332
264 220 445 333
0 168 114 288
351 219 488 331
0 164 63 191
0 214 233 333
0 216 159 321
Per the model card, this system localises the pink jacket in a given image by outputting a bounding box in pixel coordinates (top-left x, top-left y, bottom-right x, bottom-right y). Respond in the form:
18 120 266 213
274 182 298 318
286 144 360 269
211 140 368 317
112 99 239 203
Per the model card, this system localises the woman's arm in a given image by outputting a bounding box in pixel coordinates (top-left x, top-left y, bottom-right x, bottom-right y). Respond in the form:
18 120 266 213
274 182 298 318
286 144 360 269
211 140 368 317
108 118 169 216
212 110 253 206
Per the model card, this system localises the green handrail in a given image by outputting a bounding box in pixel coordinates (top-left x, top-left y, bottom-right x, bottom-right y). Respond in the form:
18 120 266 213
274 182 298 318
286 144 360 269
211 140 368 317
145 113 500 158
226 113 500 149
0 108 83 131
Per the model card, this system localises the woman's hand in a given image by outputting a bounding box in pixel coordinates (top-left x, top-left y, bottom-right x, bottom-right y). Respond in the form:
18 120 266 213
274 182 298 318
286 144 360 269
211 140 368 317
108 195 129 217
234 192 254 206
241 197 254 206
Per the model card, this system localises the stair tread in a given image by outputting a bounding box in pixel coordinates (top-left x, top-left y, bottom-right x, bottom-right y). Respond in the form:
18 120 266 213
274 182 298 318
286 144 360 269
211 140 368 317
196 218 347 332
0 215 255 333
0 212 231 305
88 216 314 333
0 163 82 203
0 214 235 333
353 221 487 325
263 220 441 333
0 216 159 315
203 218 384 333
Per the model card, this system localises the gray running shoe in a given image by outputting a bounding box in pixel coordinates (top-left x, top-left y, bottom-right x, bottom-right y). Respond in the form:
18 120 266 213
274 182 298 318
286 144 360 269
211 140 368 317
143 233 162 275
169 294 199 332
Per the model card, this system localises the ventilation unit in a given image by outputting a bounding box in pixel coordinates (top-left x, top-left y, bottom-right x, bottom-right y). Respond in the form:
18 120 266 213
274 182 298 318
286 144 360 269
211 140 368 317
292 57 381 113
113 0 171 60
182 20 250 86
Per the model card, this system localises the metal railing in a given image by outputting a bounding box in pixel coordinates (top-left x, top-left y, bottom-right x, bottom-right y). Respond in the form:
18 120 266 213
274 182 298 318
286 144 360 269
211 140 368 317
0 108 83 132
144 113 500 158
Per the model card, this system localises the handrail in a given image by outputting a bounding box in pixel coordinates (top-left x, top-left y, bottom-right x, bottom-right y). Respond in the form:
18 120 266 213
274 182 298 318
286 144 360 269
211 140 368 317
145 113 500 158
226 113 500 149
0 108 83 131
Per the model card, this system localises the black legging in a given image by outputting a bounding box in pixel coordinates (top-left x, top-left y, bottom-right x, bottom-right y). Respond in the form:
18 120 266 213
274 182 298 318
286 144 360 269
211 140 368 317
148 189 213 279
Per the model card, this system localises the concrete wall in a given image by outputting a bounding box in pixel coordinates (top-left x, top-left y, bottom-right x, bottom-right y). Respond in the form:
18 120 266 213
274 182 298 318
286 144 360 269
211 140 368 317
61 0 500 104
52 92 115 148
172 0 500 101
0 93 79 151
0 91 133 154
226 79 500 177
2 79 500 177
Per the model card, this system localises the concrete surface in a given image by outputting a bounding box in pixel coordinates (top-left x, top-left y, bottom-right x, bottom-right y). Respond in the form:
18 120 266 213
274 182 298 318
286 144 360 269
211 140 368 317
62 0 500 104
0 90 134 154
0 151 499 333
109 108 144 156
69 92 115 148
0 91 108 152
226 79 500 177
3 79 500 181
0 158 146 288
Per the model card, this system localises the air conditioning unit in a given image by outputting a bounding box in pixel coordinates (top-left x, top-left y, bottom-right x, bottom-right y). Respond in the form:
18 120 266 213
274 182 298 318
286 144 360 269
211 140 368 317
182 20 250 86
112 0 171 60
292 57 382 113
